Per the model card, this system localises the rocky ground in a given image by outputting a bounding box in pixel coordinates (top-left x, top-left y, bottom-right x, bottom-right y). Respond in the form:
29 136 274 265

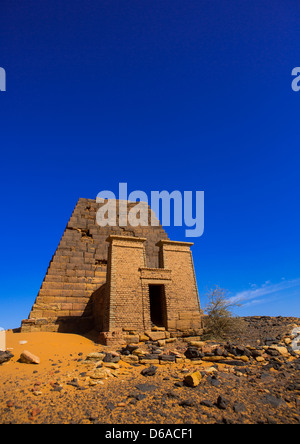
0 316 299 424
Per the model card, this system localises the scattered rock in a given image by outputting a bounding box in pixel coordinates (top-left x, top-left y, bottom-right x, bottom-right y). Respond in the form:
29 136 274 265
121 355 139 364
184 347 202 360
261 394 287 409
222 360 247 367
139 358 160 365
203 366 218 374
208 375 221 387
0 351 14 365
106 402 115 411
85 352 106 361
174 381 184 387
33 390 42 396
50 382 63 392
200 400 214 408
159 355 176 362
89 368 111 379
117 402 126 407
103 353 120 363
184 371 202 387
67 378 81 388
19 351 40 365
179 399 197 408
135 383 157 392
189 341 205 348
202 356 224 362
165 338 177 344
139 334 150 342
145 331 166 341
1 316 299 424
28 407 42 420
233 402 246 413
132 348 147 357
141 365 157 377
216 395 229 410
102 362 120 370
268 345 289 356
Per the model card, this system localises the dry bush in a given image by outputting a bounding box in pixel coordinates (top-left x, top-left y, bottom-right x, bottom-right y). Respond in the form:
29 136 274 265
202 286 245 340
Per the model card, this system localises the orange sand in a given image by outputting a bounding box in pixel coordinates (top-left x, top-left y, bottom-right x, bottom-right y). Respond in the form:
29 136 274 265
1 331 100 378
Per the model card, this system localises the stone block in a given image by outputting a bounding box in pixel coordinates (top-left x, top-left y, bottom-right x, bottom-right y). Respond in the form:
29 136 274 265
184 371 202 387
121 355 139 364
145 331 166 341
139 358 160 365
123 335 140 344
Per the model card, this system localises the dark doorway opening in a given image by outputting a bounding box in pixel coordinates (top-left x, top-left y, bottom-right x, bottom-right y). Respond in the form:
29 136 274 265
149 285 167 328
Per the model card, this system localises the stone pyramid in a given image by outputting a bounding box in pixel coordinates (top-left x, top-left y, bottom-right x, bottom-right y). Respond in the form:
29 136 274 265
21 198 169 333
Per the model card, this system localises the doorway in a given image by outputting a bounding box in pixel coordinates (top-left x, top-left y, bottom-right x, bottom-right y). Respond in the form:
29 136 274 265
149 284 167 328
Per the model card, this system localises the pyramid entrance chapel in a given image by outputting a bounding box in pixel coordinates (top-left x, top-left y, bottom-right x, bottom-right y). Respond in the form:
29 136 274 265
21 199 204 345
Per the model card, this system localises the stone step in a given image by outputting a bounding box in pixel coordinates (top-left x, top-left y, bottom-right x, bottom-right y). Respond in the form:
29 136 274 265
151 326 166 332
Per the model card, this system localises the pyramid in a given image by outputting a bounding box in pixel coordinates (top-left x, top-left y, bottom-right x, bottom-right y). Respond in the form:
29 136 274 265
21 198 203 342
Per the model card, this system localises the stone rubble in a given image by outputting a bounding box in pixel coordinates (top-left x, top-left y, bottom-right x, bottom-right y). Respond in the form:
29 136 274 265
1 316 299 424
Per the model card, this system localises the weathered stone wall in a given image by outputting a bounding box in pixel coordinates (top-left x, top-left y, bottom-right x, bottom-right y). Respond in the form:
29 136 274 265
104 236 147 333
96 237 203 344
158 240 203 335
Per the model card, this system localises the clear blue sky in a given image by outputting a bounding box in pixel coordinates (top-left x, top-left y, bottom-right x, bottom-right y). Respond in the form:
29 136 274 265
1 1 299 329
